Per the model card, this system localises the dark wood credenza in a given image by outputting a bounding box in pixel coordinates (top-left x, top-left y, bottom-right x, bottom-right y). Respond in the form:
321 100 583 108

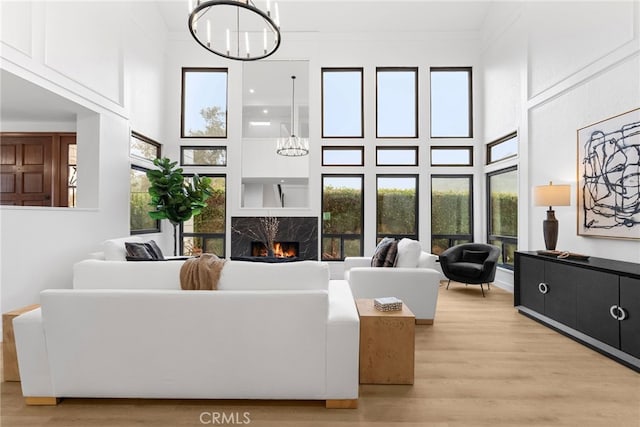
515 251 640 372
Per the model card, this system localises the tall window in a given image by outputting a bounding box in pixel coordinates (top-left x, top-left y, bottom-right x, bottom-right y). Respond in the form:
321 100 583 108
376 67 418 138
181 68 228 138
322 68 363 138
487 167 518 269
322 175 364 260
376 175 418 241
431 175 473 255
430 67 472 138
130 132 161 235
181 175 226 257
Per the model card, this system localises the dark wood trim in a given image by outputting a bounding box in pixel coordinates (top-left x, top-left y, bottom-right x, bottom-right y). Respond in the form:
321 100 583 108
430 174 474 253
321 146 364 166
321 174 365 260
375 174 419 241
430 145 474 167
429 66 473 139
181 67 229 139
376 146 419 166
180 145 227 166
486 131 518 165
486 166 518 269
321 68 364 139
375 67 419 139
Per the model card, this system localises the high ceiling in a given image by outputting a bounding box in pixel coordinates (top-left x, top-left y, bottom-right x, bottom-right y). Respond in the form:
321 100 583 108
156 1 493 35
0 1 494 125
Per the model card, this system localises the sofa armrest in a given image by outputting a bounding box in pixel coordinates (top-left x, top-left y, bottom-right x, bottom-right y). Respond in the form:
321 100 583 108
417 252 438 269
343 257 371 278
13 308 55 397
326 281 360 399
348 267 441 320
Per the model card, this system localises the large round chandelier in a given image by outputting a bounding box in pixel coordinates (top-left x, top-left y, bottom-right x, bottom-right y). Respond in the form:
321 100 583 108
188 0 281 61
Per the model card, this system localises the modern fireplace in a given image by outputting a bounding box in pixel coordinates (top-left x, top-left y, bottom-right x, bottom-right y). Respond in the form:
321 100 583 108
231 217 318 260
251 242 299 258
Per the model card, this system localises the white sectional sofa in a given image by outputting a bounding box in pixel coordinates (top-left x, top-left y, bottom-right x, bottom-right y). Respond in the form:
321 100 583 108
13 248 360 408
343 243 442 324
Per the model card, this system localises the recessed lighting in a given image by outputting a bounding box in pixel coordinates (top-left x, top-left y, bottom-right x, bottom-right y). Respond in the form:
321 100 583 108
249 89 255 93
263 109 269 114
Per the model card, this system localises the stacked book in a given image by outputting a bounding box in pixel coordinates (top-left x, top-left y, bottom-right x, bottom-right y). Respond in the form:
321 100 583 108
374 297 403 312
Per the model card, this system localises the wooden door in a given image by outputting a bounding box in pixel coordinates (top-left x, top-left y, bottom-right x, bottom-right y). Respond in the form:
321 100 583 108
1 135 53 206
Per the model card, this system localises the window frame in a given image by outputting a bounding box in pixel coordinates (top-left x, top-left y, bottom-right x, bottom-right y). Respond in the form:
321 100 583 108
486 165 518 270
130 131 161 235
486 131 518 165
429 66 473 139
321 174 365 261
180 145 227 166
130 131 161 162
321 146 365 166
180 173 227 257
375 146 419 166
430 174 474 254
181 67 229 139
130 164 161 235
376 67 418 139
321 68 364 139
376 174 419 242
430 145 474 167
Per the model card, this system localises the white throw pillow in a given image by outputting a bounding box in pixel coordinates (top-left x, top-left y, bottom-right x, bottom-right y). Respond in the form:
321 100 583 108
102 236 144 261
395 238 422 268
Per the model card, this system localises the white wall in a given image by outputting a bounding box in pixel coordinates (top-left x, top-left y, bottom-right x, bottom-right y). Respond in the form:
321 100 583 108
0 1 168 337
481 0 640 287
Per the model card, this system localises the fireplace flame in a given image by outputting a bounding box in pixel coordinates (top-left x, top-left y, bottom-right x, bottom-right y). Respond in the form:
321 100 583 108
273 242 297 258
252 241 298 258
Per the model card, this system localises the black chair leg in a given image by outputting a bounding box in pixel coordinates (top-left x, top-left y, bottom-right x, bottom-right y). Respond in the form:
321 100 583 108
480 283 485 297
446 279 451 290
487 282 491 290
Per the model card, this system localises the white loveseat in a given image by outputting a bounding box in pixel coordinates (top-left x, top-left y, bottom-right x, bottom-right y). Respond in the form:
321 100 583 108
13 254 360 408
344 239 442 324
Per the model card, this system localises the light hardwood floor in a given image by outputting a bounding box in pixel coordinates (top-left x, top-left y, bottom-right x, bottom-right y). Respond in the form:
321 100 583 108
2 283 639 426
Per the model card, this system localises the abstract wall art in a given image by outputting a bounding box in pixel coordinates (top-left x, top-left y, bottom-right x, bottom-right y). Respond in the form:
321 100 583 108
577 108 640 240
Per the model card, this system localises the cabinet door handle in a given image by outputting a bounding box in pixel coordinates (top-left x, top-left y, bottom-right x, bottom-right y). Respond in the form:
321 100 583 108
610 305 628 321
538 282 549 294
610 305 619 319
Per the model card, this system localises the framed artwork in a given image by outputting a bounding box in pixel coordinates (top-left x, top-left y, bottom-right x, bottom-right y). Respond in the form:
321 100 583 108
577 107 640 239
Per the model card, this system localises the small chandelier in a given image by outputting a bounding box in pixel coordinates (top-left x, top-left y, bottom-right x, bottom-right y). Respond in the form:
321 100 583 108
188 0 281 61
277 76 309 157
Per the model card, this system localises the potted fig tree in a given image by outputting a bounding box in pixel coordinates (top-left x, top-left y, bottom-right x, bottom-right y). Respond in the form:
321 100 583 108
147 157 212 256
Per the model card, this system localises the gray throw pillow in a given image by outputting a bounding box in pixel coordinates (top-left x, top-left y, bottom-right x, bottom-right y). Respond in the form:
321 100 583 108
125 240 165 261
371 237 396 267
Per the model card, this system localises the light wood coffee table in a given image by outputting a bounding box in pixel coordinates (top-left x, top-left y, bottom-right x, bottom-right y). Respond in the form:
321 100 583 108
356 299 415 385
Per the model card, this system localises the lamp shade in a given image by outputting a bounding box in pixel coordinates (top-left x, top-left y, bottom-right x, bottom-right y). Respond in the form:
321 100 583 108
534 183 571 207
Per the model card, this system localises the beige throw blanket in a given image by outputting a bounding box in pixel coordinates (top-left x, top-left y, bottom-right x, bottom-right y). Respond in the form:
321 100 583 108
180 253 226 290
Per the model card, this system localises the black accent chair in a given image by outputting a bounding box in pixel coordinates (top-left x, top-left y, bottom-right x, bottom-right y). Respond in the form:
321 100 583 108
439 243 501 297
